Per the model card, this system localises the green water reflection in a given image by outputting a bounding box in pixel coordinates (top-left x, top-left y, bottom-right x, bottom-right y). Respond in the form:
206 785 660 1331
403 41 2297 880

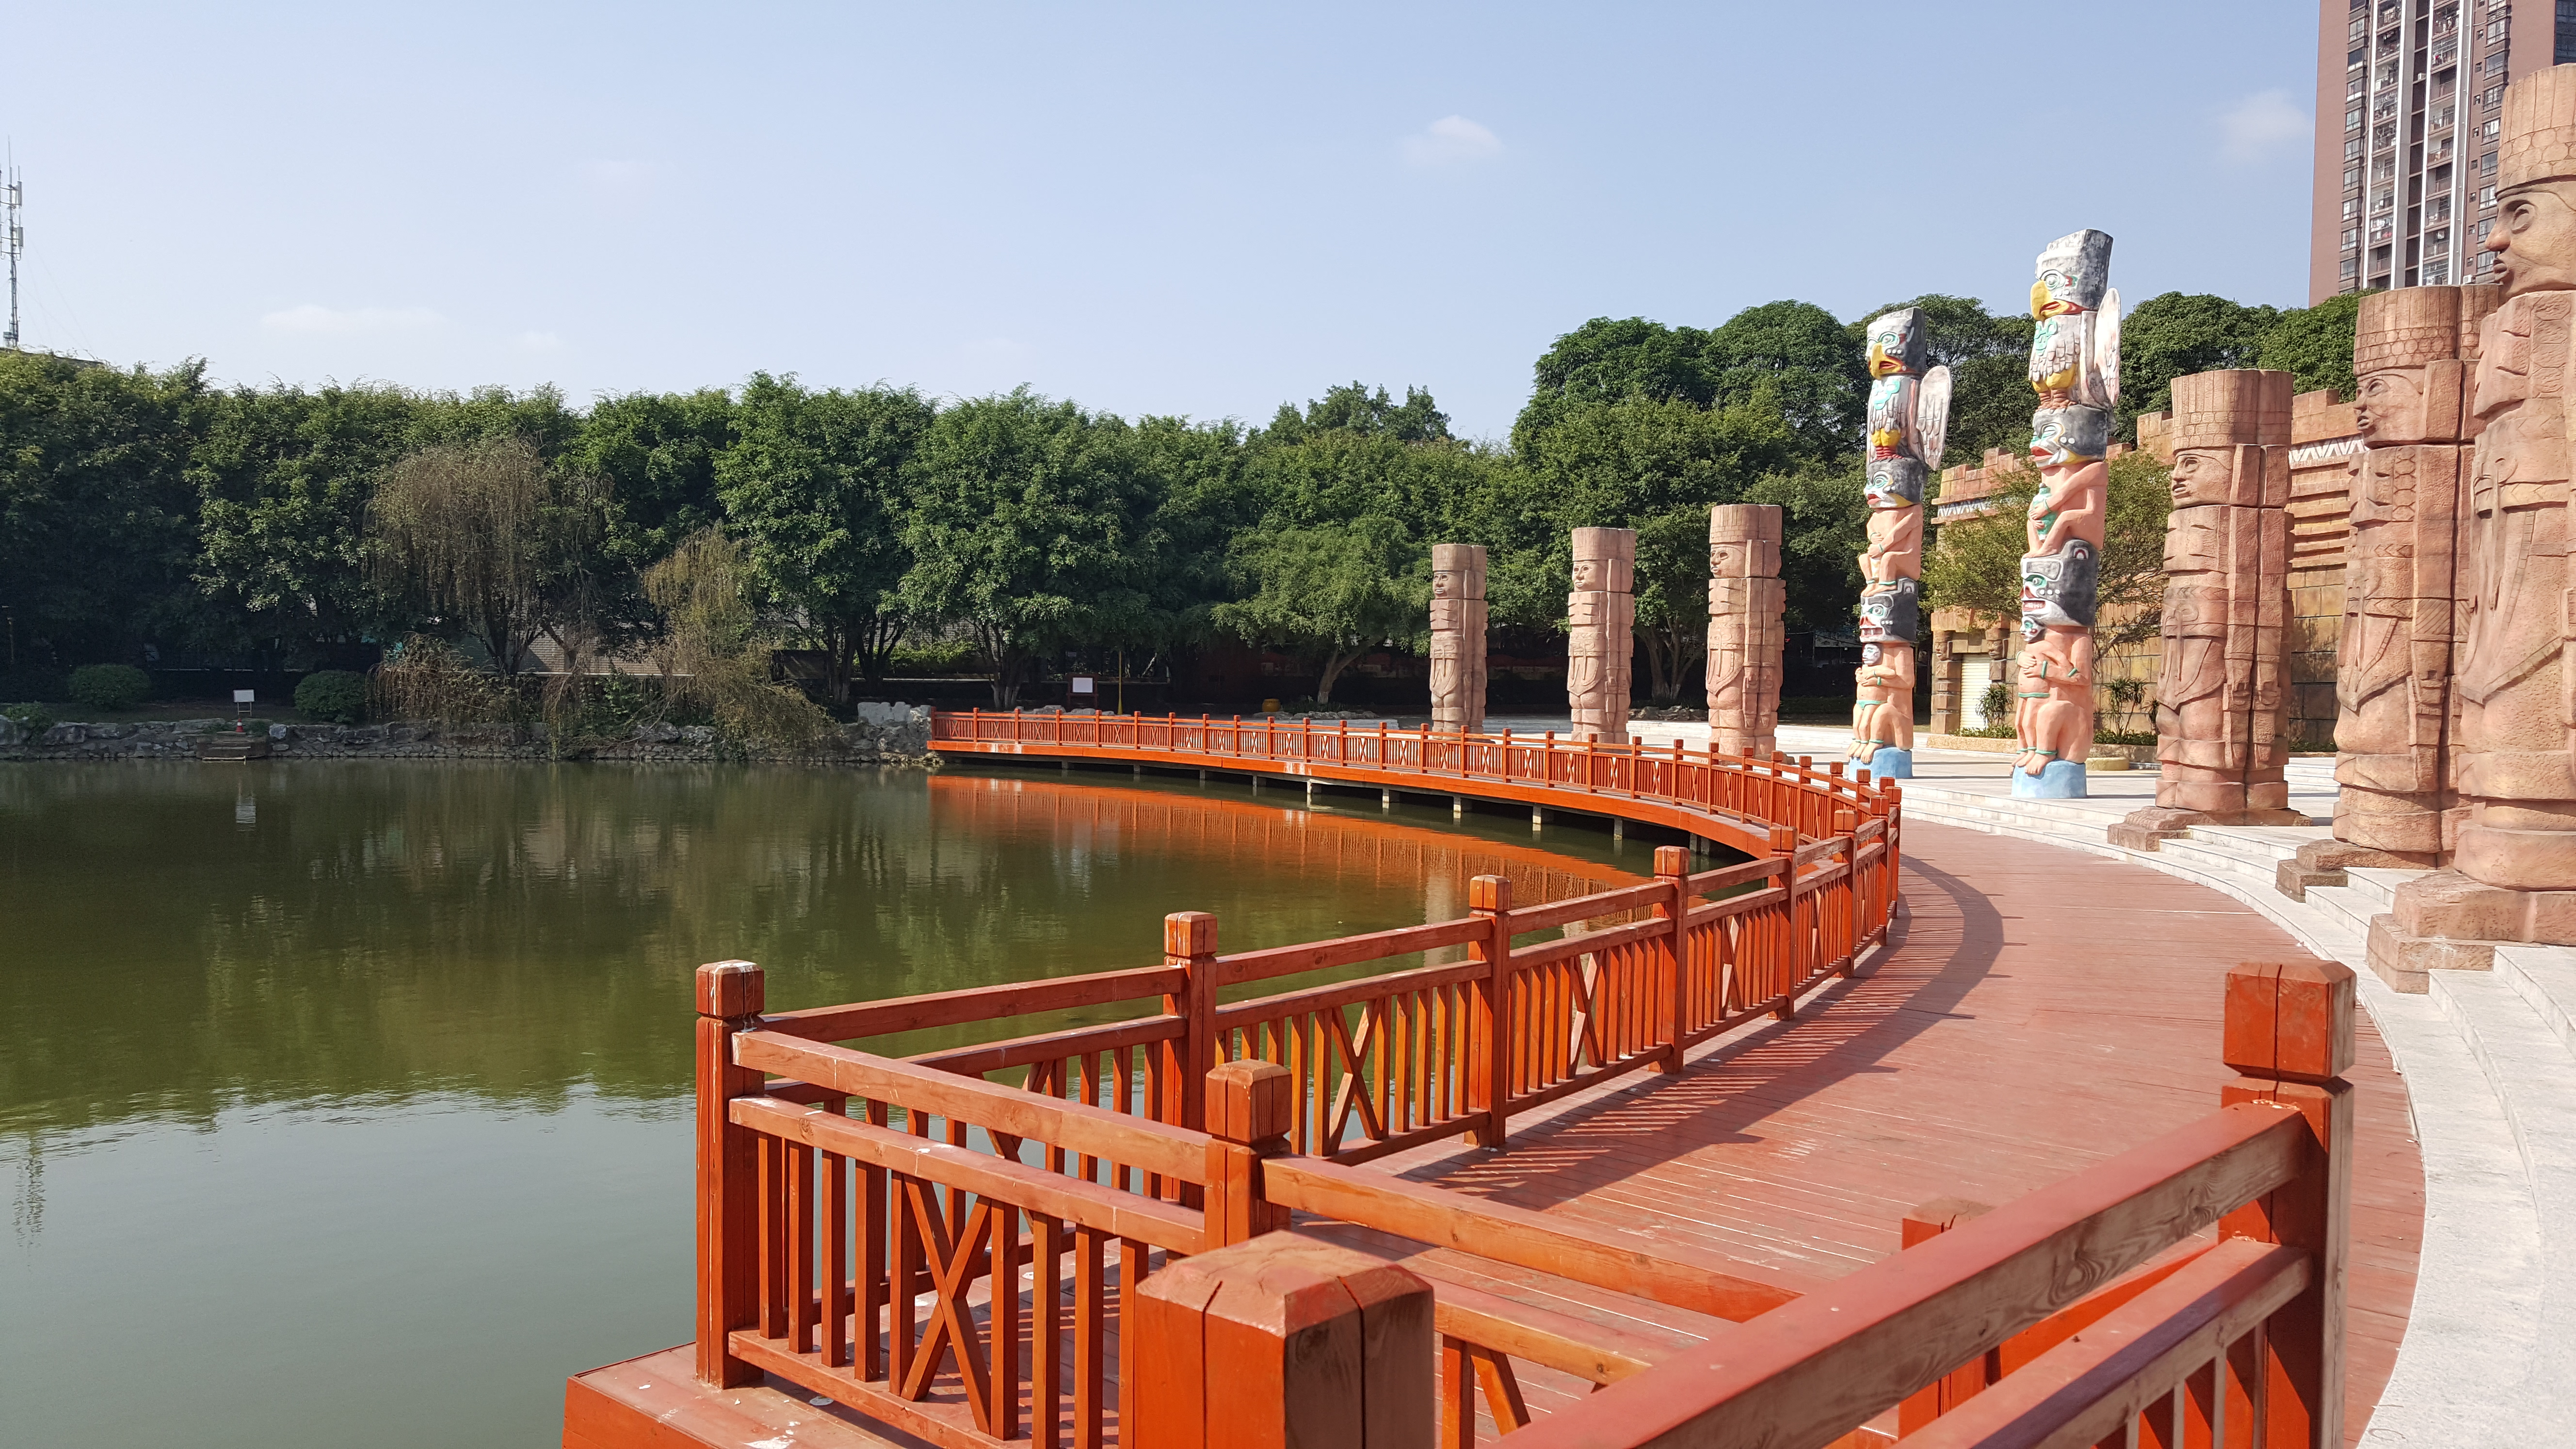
0 761 1644 1449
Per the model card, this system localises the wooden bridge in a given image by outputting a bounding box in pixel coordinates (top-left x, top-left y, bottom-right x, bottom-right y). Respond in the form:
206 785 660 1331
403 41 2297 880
561 711 2361 1449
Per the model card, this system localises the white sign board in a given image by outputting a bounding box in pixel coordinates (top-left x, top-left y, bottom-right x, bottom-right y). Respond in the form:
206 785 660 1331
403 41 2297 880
233 689 256 705
1071 676 1095 693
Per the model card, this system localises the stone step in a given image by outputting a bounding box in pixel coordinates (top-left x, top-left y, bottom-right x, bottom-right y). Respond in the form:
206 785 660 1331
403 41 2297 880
2302 880 2383 945
2343 868 2409 912
2155 832 2294 879
2494 946 2576 1062
2356 977 2551 1446
2425 971 2576 1432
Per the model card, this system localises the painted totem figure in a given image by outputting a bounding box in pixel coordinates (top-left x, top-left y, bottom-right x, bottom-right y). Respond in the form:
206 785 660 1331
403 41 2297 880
2109 370 2301 850
2375 64 2576 980
1851 308 1951 779
1429 543 1489 733
1567 527 1636 745
2280 285 2496 896
1708 504 1785 760
2013 229 2121 799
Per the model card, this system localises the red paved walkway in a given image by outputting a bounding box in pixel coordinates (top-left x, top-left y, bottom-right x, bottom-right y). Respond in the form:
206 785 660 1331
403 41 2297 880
1365 820 2423 1443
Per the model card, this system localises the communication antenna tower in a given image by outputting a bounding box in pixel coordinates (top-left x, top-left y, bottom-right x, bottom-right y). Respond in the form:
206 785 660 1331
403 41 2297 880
1 158 20 351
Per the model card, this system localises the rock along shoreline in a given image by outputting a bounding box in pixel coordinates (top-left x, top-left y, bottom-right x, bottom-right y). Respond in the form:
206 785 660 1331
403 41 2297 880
0 702 940 767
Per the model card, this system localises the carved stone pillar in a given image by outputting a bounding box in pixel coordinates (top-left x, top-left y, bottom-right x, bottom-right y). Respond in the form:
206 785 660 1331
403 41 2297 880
2372 64 2576 988
2110 370 2301 850
2279 285 2496 898
2014 229 2122 799
1567 526 1635 745
1851 308 1950 779
1429 544 1488 734
1707 504 1784 760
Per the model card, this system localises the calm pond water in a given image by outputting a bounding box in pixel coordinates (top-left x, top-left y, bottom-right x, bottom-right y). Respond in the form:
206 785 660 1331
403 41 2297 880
0 760 1648 1449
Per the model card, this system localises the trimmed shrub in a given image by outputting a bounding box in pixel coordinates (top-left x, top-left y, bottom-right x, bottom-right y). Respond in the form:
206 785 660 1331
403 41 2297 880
68 663 151 711
2 702 53 736
294 670 370 725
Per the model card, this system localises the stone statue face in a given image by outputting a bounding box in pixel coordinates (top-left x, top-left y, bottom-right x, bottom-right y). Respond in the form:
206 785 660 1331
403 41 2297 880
1570 558 1605 591
2486 184 2576 297
1862 643 1882 666
2353 367 2429 444
1431 571 1458 599
2169 448 2237 506
1709 541 1741 578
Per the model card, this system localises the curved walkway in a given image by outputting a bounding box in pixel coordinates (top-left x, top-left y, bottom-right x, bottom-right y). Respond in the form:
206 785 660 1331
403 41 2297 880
1354 820 2421 1444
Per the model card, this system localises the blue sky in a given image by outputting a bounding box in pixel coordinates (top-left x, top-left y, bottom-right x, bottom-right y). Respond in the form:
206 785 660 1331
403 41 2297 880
13 3 2319 440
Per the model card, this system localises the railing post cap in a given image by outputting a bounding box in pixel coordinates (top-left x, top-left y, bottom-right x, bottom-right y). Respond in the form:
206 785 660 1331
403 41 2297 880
2223 960 2356 1083
1165 911 1220 958
1468 873 1513 912
1653 844 1690 877
695 960 763 1017
1206 1058 1294 1143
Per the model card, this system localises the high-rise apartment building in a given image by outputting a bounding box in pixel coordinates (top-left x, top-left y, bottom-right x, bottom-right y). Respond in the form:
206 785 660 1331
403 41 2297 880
2308 0 2575 303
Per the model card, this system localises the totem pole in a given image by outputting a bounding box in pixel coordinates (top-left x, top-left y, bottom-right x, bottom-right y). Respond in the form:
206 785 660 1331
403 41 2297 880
2109 370 2302 850
2013 229 2122 799
1429 543 1489 733
1851 307 1951 779
1708 503 1785 760
2279 285 2496 897
2373 64 2576 982
1567 526 1636 745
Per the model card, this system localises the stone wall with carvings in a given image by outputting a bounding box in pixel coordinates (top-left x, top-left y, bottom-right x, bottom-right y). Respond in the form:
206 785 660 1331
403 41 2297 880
1924 388 2363 748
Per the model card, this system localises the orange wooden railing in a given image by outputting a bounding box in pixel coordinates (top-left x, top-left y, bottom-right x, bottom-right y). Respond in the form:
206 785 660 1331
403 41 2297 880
927 709 1895 858
680 953 2353 1449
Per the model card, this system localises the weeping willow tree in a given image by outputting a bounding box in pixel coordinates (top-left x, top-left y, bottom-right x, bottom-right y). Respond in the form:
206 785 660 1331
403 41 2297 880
365 436 612 678
642 527 831 747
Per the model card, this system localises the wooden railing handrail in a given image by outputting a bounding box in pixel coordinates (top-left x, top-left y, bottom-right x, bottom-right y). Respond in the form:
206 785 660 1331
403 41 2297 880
728 1095 1205 1251
757 961 1190 1043
733 1030 1209 1183
1263 1155 1813 1323
926 708 1895 855
1489 1098 2328 1449
1212 916 1487 987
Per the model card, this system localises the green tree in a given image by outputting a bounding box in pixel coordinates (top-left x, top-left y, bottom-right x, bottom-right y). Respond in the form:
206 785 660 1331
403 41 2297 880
1743 460 1873 634
1256 383 1451 446
1512 317 1719 453
571 388 736 570
1211 518 1421 705
1127 414 1255 667
901 389 1156 707
193 382 423 656
2115 293 2282 438
2256 291 2370 401
1921 451 2173 648
714 375 932 705
365 436 612 678
1704 300 1869 462
1518 391 1799 700
0 353 208 669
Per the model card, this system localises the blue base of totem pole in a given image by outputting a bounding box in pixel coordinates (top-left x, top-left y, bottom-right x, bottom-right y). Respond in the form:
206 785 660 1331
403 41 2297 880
2011 759 2088 799
1865 747 1913 779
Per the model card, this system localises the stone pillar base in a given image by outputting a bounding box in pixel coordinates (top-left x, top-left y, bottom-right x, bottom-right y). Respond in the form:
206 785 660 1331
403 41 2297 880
2110 804 2312 853
2108 806 2202 851
2364 915 2493 993
2274 838 2441 902
2365 869 2576 992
